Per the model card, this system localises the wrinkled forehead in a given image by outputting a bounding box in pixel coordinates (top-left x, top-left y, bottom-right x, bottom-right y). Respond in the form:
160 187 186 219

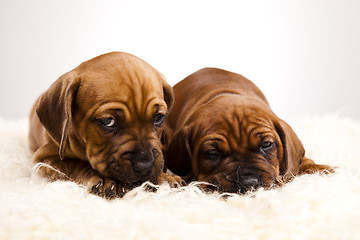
74 55 166 115
220 107 275 136
195 105 277 147
79 72 164 103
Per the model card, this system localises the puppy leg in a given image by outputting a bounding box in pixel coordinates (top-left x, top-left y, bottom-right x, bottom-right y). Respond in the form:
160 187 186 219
33 143 118 198
298 157 335 174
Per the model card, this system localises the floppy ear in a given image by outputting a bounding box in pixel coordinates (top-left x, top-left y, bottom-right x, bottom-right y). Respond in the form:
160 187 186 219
36 71 80 159
275 119 305 181
164 126 193 180
162 79 174 113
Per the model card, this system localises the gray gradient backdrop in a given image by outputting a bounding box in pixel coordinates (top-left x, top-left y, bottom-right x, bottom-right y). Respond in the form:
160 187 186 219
1 0 359 120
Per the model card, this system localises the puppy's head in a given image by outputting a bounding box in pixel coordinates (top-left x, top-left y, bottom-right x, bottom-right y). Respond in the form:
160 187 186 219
165 97 304 193
36 52 174 184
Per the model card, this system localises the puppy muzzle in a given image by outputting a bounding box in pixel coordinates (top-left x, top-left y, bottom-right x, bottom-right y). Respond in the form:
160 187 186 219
108 147 161 181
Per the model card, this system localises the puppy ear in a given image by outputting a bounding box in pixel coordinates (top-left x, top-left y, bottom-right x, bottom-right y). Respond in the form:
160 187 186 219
36 71 80 159
160 76 174 113
164 126 193 180
275 119 305 181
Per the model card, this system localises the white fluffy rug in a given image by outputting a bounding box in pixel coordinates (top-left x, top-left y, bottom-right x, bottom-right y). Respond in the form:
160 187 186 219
1 115 360 240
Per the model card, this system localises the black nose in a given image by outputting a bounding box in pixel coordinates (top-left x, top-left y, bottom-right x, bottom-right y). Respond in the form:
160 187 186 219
242 177 260 187
122 148 158 176
133 161 154 176
239 175 261 191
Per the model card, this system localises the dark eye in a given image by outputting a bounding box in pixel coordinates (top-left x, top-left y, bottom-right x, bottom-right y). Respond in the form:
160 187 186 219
203 148 221 160
153 113 165 127
260 141 274 151
99 117 116 129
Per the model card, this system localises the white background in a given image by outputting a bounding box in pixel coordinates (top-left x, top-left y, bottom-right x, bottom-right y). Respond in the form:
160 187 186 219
0 0 359 120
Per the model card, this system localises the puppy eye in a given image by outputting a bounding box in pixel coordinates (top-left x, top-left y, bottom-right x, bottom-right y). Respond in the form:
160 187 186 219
99 118 116 128
260 141 274 151
204 149 221 160
153 113 165 127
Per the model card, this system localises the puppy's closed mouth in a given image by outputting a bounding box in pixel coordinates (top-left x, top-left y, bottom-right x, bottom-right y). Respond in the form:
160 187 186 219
126 181 143 189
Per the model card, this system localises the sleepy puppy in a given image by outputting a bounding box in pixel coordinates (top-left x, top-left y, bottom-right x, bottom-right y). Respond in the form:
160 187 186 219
164 68 333 193
29 52 181 198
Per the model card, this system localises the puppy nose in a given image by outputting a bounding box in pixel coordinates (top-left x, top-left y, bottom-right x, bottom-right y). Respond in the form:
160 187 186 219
242 177 260 187
122 148 158 176
239 176 261 190
133 161 154 175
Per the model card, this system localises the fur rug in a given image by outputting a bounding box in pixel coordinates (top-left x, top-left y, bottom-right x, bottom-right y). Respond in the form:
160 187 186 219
1 115 359 240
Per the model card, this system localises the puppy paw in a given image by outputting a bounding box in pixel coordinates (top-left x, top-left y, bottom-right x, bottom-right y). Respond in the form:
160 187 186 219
103 180 117 199
298 158 335 175
87 176 118 199
116 184 130 198
90 179 103 196
157 172 186 188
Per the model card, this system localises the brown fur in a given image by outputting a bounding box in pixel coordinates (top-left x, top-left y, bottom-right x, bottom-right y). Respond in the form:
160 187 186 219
29 52 182 198
164 68 333 193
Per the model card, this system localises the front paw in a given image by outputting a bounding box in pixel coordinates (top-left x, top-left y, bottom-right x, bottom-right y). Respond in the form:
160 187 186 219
87 176 128 199
157 172 186 188
298 158 335 175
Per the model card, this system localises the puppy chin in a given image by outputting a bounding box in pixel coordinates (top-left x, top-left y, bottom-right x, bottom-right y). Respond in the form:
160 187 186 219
201 171 276 194
204 177 256 194
104 158 163 185
199 176 239 193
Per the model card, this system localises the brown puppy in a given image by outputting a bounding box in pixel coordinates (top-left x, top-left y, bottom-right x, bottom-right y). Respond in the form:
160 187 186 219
164 68 333 193
29 52 181 198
